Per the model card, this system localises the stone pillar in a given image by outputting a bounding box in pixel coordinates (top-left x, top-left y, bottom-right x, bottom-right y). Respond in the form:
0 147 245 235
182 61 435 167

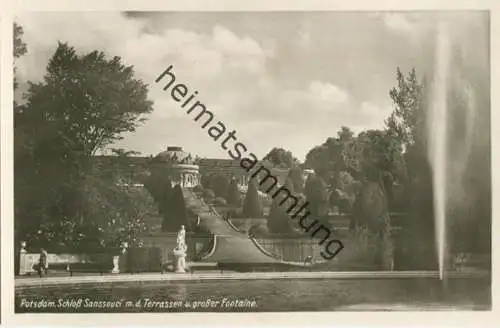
111 255 120 274
116 242 129 274
18 241 28 275
18 242 40 276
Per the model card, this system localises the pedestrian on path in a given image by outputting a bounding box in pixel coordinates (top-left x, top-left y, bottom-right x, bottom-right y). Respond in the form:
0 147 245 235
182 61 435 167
37 248 48 277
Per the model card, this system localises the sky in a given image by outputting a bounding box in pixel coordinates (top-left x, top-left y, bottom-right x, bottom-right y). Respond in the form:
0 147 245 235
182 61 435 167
15 11 489 161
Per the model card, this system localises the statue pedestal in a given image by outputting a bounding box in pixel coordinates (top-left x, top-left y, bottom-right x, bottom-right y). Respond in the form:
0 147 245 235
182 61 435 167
173 249 187 273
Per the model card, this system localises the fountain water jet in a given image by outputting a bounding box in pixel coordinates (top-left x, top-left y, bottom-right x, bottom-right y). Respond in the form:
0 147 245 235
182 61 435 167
427 21 450 280
426 16 483 280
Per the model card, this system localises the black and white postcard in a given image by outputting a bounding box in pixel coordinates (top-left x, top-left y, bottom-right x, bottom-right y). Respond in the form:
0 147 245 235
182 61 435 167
2 0 498 326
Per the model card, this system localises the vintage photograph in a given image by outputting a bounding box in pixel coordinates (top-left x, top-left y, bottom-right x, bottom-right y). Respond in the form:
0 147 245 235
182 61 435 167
13 11 490 312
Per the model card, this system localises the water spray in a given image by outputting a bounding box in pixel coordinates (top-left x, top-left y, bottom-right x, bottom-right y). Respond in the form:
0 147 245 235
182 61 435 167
428 20 450 281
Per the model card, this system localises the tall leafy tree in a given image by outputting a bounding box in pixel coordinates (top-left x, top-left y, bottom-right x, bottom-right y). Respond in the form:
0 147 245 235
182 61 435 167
14 23 27 59
352 181 389 234
337 126 355 142
304 126 357 188
353 129 405 208
14 23 27 91
14 23 28 248
304 174 329 218
386 67 426 148
288 166 304 193
19 42 153 157
15 41 154 248
384 68 428 211
20 161 160 251
263 147 299 168
385 67 436 269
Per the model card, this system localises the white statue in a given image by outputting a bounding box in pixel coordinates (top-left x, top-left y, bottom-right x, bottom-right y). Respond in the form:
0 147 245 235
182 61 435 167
173 225 188 273
177 225 186 245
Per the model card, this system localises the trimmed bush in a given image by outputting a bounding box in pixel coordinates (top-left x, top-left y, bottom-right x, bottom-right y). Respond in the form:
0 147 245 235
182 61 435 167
211 174 230 198
200 174 212 189
242 180 262 218
202 189 216 201
162 185 189 232
226 178 241 207
213 197 227 207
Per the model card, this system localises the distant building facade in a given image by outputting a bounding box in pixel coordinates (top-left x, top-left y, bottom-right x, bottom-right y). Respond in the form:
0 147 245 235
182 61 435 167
197 158 250 188
97 146 314 192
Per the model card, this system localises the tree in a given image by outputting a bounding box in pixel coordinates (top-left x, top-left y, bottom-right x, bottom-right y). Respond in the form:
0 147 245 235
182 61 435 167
144 165 172 200
386 67 426 148
14 23 29 248
267 178 295 233
15 41 154 248
242 180 262 218
211 174 229 199
200 174 211 189
304 174 329 218
304 126 357 188
18 42 153 157
330 188 354 215
14 23 27 59
111 148 140 158
143 164 175 231
226 178 241 208
108 148 141 184
164 185 190 232
288 166 304 193
352 182 389 233
384 68 426 210
263 147 299 168
82 174 160 249
385 68 436 269
352 129 406 208
14 22 28 91
337 126 354 142
20 164 161 251
304 144 332 181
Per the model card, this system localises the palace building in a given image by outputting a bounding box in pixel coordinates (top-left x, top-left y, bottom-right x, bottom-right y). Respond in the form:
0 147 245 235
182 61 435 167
98 146 313 192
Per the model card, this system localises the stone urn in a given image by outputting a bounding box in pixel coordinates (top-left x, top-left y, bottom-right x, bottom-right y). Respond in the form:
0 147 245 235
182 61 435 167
20 241 27 254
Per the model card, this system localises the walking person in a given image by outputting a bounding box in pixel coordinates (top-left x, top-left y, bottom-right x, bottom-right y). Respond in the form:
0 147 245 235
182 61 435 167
38 248 48 277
